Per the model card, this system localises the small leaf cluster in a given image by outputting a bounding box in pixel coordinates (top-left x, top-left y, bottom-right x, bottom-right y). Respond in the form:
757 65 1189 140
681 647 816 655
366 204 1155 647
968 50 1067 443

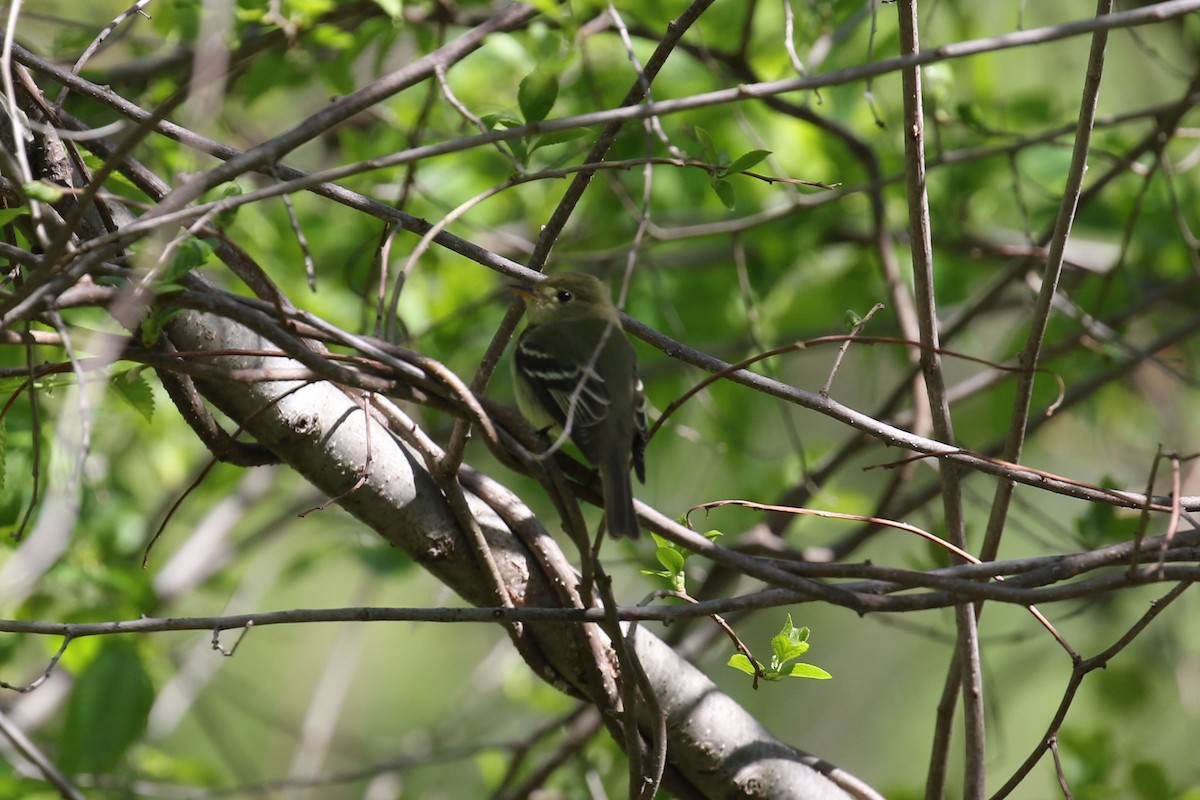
686 124 770 209
59 639 155 776
481 25 584 166
640 529 721 592
728 614 832 682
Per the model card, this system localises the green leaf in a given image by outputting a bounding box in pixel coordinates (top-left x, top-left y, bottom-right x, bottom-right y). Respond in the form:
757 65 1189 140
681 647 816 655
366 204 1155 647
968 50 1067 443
79 152 144 198
162 238 215 285
711 178 735 209
777 614 808 643
371 0 403 18
775 638 810 664
481 112 524 131
0 206 28 226
529 128 588 154
771 616 811 664
140 307 186 347
506 137 529 166
525 0 565 24
0 417 6 491
518 68 559 124
110 369 156 422
23 181 63 203
727 654 760 676
655 547 685 574
650 546 686 591
725 149 771 175
528 24 565 64
479 112 531 164
203 182 243 230
1075 480 1141 546
644 531 721 591
60 639 155 775
687 124 718 164
786 663 833 680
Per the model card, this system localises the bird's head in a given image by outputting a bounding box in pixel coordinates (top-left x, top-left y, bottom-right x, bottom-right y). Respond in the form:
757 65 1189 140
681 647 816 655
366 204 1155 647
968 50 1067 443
509 272 618 325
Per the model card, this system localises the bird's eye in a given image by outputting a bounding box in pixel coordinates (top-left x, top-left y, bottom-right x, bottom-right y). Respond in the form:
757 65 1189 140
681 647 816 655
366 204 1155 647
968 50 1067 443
555 290 573 303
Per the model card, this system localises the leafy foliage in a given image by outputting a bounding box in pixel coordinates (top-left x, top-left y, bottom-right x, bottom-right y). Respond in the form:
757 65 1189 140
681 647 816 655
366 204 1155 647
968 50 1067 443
59 640 155 775
727 613 831 682
0 1 1199 799
640 528 721 592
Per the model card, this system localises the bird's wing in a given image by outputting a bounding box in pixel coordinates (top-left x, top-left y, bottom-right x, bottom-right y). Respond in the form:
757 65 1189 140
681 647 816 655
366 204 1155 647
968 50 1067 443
515 331 611 463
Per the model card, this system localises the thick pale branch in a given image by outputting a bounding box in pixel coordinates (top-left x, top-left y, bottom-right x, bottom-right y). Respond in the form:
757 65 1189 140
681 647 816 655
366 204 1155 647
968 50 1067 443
161 308 873 800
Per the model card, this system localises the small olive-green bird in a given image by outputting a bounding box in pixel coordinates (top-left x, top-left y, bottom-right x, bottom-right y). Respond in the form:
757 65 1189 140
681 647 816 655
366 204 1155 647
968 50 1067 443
510 273 647 539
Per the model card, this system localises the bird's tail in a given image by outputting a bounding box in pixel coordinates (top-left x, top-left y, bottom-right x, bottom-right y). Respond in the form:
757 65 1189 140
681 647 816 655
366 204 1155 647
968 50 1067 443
601 452 640 539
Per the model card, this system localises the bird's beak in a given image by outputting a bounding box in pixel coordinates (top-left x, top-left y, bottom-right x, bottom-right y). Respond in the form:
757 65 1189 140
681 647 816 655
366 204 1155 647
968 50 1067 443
507 283 536 300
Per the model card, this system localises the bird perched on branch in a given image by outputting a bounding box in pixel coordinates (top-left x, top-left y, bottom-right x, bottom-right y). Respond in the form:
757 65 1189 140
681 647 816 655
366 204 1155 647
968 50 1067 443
510 273 647 539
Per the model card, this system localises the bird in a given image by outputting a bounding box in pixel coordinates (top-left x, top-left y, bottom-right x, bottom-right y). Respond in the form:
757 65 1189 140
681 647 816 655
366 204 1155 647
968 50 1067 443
510 272 647 539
